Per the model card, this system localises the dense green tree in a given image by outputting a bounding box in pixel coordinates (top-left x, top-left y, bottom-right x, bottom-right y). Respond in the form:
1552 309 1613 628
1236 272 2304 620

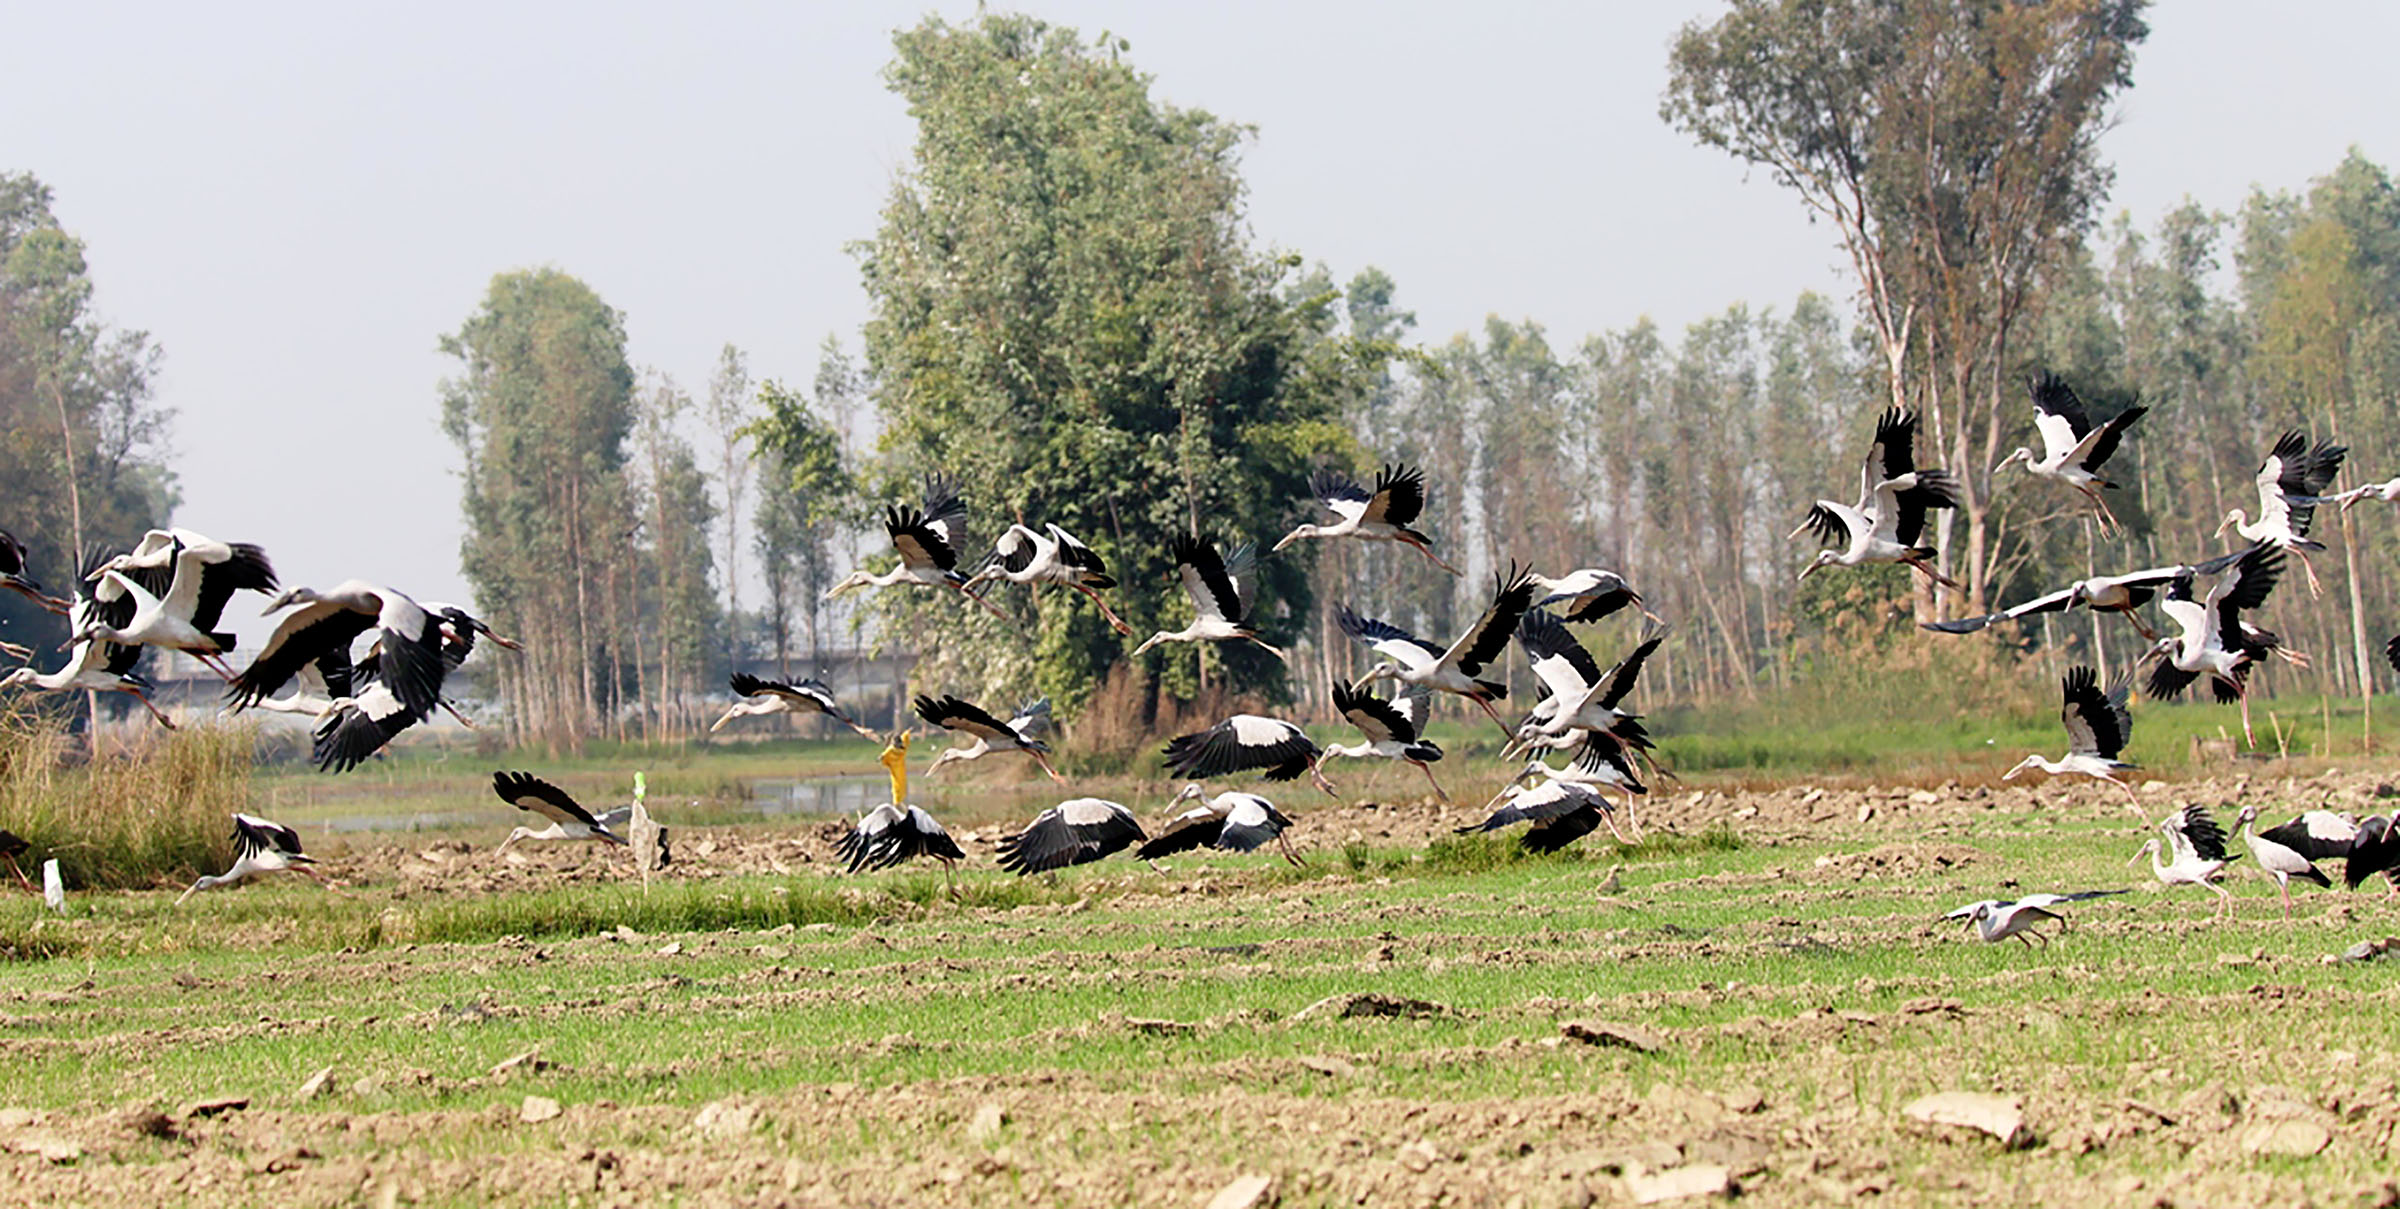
855 13 1384 714
440 268 637 748
747 351 857 679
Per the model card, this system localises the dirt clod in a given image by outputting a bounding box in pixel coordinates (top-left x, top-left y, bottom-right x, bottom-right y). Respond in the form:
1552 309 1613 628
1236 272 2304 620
1291 992 1451 1022
1623 1163 1734 1204
519 1096 561 1124
1205 1173 1274 1209
1560 1019 1666 1053
1903 1092 2030 1149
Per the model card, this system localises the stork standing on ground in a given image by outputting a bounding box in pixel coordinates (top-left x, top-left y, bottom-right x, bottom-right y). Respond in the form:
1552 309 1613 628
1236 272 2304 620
2003 665 2140 809
1792 408 1962 588
2131 804 2240 915
914 694 1066 783
1272 462 1461 575
4 548 177 728
1163 713 1341 799
2139 544 2293 747
963 522 1134 636
2234 804 2336 921
2340 815 2400 897
1944 891 2124 947
823 475 1009 620
996 798 1145 876
1527 568 1651 625
1991 371 2148 533
1339 566 1538 738
712 672 879 739
1132 535 1284 661
1921 548 2253 641
177 815 325 903
0 528 69 618
837 732 966 886
2217 431 2346 596
71 531 278 680
1322 680 1448 801
491 771 629 852
1135 784 1301 866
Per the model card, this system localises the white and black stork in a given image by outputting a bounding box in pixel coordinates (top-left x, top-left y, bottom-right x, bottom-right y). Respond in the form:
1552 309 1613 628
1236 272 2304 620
491 771 629 851
71 530 278 680
1162 714 1340 799
177 814 324 903
1505 610 1661 759
1272 462 1460 575
1455 778 1623 853
964 522 1133 636
2139 543 2293 746
824 475 1008 620
2003 665 2139 808
1943 890 2124 947
1339 566 1538 737
1494 731 1651 836
1992 371 2147 533
1323 680 1447 800
1132 535 1284 661
712 671 878 738
996 798 1145 876
1921 548 2253 641
3 547 175 728
1528 567 1650 625
230 581 449 722
1793 408 1961 588
914 694 1065 782
1135 784 1301 865
2131 804 2240 916
0 527 69 618
2218 431 2347 596
2234 804 2339 921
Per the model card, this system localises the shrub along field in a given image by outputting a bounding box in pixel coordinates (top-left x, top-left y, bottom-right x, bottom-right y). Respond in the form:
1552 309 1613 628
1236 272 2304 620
4 735 2398 1206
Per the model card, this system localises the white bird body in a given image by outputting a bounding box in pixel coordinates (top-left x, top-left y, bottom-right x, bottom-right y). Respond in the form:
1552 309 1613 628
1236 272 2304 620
2235 804 2336 921
1456 777 1622 852
1323 681 1446 799
1274 462 1459 574
963 522 1132 635
1134 536 1283 660
232 580 448 729
2331 476 2400 512
2218 431 2346 595
491 772 629 851
1509 611 1662 756
1135 784 1299 864
2141 545 2289 746
1993 373 2145 531
711 672 877 738
178 814 321 903
2005 665 2138 807
825 476 1009 619
997 798 1145 875
1527 568 1646 624
1163 714 1340 799
1793 409 1961 587
7 548 176 727
2133 805 2239 914
1340 568 1538 735
914 694 1063 782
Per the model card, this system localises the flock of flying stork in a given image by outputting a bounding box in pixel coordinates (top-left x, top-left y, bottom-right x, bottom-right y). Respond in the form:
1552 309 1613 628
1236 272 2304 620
6 369 2400 929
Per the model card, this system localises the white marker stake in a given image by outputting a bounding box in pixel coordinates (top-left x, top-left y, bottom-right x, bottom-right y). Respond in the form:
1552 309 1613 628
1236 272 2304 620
42 859 64 913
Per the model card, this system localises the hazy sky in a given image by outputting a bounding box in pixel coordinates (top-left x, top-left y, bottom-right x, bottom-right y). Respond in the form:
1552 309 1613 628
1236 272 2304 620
9 2 2396 642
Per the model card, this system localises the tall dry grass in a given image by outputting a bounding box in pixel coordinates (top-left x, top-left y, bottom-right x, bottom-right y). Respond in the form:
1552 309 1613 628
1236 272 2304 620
0 705 255 889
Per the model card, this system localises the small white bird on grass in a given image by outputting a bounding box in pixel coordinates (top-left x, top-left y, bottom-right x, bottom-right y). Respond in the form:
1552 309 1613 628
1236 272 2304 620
2003 665 2139 809
712 672 879 738
1135 784 1300 866
997 798 1145 876
178 815 325 904
491 772 628 852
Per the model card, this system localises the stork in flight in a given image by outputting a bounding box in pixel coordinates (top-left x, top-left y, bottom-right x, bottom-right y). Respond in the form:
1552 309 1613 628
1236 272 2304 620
1488 731 1649 840
1505 610 1661 761
2131 804 2240 916
2139 543 2294 747
1528 567 1652 625
914 694 1065 783
178 815 325 903
1162 714 1340 799
231 580 450 723
0 528 69 618
711 672 879 739
1339 565 1538 738
1792 408 1961 588
1273 462 1460 575
2003 665 2139 809
1136 784 1301 866
1132 535 1284 662
963 522 1134 636
70 529 278 681
2218 431 2346 596
1323 680 1447 800
2327 475 2400 513
997 798 1145 876
1456 778 1624 852
491 771 629 851
1921 548 2253 642
1991 371 2147 533
824 475 1008 620
3 547 176 728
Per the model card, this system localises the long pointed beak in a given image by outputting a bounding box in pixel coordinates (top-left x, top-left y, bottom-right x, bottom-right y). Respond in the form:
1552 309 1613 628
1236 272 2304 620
1271 531 1299 553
